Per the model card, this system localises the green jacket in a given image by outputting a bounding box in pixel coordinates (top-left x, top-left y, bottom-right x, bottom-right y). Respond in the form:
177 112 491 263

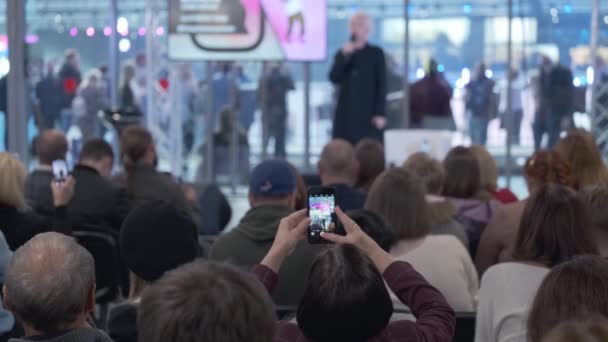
210 205 322 306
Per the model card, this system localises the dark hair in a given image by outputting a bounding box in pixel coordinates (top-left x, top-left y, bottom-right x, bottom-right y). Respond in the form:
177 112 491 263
288 163 308 211
528 256 608 342
555 130 608 189
442 146 482 199
582 184 608 235
524 150 576 189
354 139 385 192
139 261 276 342
347 209 394 252
297 245 393 342
366 168 431 240
120 126 153 197
79 138 114 162
540 317 608 342
513 184 597 267
403 152 445 195
36 130 68 165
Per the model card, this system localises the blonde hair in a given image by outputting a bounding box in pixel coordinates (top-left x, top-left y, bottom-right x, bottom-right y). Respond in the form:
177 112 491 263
0 153 27 209
555 130 608 189
470 145 499 192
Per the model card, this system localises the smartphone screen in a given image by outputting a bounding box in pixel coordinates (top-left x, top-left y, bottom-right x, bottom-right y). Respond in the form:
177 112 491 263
51 160 68 183
308 188 336 243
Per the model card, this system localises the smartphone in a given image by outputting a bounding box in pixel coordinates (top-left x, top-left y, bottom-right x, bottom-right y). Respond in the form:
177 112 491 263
51 160 68 183
307 187 337 244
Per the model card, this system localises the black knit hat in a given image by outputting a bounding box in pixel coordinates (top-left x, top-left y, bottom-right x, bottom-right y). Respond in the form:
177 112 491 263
120 200 199 282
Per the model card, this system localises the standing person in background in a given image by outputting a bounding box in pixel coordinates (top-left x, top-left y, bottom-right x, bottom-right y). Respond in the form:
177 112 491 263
259 63 295 158
410 59 454 129
465 63 496 145
35 62 63 130
499 69 524 146
329 12 387 145
120 64 140 113
354 138 385 192
212 62 237 132
77 70 109 141
58 50 82 131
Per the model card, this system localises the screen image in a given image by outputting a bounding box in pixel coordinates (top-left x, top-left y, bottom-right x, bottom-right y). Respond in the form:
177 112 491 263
308 194 335 236
169 0 327 61
51 160 68 182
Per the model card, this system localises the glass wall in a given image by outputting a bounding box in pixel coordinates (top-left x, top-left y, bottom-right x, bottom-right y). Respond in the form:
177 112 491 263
0 2 6 151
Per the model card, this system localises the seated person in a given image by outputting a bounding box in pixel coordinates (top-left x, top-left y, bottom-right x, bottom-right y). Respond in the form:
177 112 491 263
403 152 469 248
527 255 608 342
0 153 74 250
581 184 608 257
540 317 608 342
253 208 456 341
354 139 385 192
366 168 478 312
4 232 112 342
69 138 131 231
470 145 518 204
108 201 200 342
138 261 276 342
319 139 366 211
25 130 68 216
210 159 321 306
347 209 394 252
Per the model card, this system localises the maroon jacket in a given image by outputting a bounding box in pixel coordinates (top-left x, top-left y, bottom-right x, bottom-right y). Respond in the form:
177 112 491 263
253 261 455 342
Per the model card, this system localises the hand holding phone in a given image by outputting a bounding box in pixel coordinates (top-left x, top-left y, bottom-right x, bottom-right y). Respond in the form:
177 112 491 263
307 187 338 244
52 160 68 183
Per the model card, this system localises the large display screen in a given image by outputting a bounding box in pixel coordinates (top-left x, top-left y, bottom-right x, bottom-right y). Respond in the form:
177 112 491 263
168 0 327 61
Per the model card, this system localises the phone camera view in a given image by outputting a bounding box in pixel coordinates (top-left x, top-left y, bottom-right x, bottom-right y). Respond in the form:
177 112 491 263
52 160 68 183
309 194 336 239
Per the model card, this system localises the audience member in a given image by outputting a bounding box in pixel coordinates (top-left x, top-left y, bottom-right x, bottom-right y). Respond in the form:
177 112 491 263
403 152 469 247
582 184 608 257
476 150 576 275
366 168 478 312
210 159 320 306
540 317 608 342
0 153 74 250
68 138 130 230
288 162 308 211
25 130 68 216
108 201 199 342
139 261 276 342
253 209 455 342
347 209 394 252
4 232 112 342
527 255 608 342
555 129 608 188
475 184 598 342
318 139 366 211
0 232 14 336
182 182 232 235
470 144 518 204
115 125 198 224
442 146 501 256
354 138 385 192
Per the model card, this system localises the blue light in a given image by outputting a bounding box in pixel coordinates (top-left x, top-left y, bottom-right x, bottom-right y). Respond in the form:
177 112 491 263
563 4 573 13
408 5 414 14
438 64 445 72
463 4 473 14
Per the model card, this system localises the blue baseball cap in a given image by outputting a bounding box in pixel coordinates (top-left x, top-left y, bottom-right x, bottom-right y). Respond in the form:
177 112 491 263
249 159 296 197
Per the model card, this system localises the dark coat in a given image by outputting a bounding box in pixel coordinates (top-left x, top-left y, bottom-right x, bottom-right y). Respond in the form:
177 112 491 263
329 44 387 144
330 183 367 212
24 169 55 217
0 204 71 250
68 165 131 231
410 73 453 125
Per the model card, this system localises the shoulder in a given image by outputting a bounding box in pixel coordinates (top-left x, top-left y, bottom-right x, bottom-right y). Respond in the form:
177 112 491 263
481 262 528 286
209 230 244 259
426 235 471 257
275 321 307 341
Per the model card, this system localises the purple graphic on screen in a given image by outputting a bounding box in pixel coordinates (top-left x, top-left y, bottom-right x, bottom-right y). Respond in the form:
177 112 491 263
260 0 327 61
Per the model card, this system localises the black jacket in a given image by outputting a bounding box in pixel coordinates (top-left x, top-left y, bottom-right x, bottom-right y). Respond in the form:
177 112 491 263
0 204 71 250
330 183 367 212
24 169 55 217
68 165 131 231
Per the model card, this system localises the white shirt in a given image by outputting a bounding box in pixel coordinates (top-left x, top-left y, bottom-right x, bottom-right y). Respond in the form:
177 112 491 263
391 235 479 312
475 263 550 342
285 0 303 16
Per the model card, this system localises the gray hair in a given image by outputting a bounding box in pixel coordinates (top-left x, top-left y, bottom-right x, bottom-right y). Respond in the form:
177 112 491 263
5 232 95 332
320 139 358 177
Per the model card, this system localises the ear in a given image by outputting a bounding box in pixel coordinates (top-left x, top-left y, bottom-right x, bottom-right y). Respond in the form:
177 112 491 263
248 193 255 207
84 283 96 313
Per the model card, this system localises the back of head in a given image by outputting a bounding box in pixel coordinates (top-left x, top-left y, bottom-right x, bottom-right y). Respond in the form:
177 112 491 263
120 125 153 167
249 159 296 205
528 256 608 342
347 209 394 252
470 145 498 192
365 168 431 241
287 163 308 211
555 130 608 188
513 184 597 267
139 261 275 342
354 139 385 191
403 152 445 195
36 130 68 165
297 245 392 342
442 146 482 199
120 201 199 284
540 317 608 342
79 138 114 163
4 232 95 333
0 152 27 209
582 184 608 237
524 150 576 190
319 139 358 184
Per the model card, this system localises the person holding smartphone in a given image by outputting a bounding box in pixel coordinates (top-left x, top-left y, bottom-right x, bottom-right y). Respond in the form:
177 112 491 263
254 208 455 342
329 12 387 145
